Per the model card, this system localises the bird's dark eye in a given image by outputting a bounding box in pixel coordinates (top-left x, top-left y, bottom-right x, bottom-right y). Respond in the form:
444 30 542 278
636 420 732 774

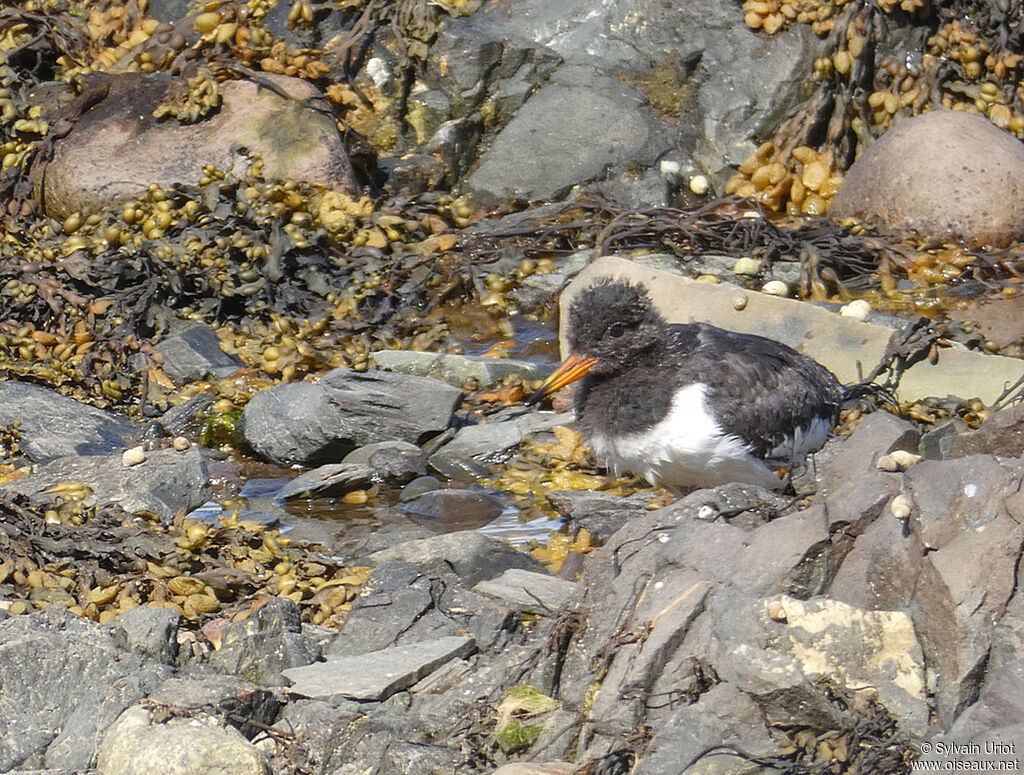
608 323 625 338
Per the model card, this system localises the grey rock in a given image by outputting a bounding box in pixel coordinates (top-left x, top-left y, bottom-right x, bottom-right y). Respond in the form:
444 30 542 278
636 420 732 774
271 699 363 760
325 562 518 660
830 455 1024 728
325 562 435 657
428 411 572 479
113 606 180 664
949 660 1024 751
343 441 428 485
95 705 269 775
634 685 778 775
465 74 673 206
157 392 217 441
371 350 545 386
0 381 138 464
0 446 211 524
716 643 843 728
545 490 652 543
952 402 1024 458
149 675 280 739
400 475 443 500
283 636 477 702
921 418 966 460
398 488 507 531
155 325 245 382
367 530 546 587
473 569 576 613
208 598 321 686
820 411 920 535
694 24 828 186
277 463 376 501
510 250 592 309
240 368 463 466
0 607 171 772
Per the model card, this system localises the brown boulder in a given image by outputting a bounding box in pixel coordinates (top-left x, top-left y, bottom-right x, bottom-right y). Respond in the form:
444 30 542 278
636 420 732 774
830 110 1024 246
36 72 356 218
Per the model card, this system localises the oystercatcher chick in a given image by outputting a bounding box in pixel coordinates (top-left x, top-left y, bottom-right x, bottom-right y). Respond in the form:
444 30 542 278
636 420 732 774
526 278 847 491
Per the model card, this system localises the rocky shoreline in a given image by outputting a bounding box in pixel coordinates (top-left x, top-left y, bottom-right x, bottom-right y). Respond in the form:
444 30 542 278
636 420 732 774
4 255 1024 773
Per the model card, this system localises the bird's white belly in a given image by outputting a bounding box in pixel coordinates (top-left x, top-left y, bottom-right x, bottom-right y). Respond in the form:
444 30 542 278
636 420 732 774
587 383 783 490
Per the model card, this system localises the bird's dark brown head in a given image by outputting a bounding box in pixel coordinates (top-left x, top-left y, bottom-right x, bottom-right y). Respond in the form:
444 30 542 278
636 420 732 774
566 278 667 375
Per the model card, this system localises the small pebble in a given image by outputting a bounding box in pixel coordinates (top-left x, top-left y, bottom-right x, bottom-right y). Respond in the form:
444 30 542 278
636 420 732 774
733 257 762 276
122 446 146 466
891 493 913 519
732 293 748 311
172 436 191 451
840 299 871 320
689 174 709 195
768 599 788 622
761 280 789 297
696 274 721 284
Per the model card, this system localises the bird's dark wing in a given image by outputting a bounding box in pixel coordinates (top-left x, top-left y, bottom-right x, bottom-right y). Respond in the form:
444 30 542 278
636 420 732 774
668 324 844 460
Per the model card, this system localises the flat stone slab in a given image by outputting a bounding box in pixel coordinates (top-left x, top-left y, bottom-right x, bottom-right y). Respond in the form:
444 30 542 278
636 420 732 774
564 256 1024 404
0 446 210 524
371 350 544 386
282 636 477 702
0 381 139 464
473 569 576 613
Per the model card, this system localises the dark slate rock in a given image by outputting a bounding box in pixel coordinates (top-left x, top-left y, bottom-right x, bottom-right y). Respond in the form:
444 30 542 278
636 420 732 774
155 324 245 382
921 418 966 460
0 606 172 772
325 562 519 659
156 391 218 440
370 350 545 386
472 569 576 613
427 411 572 479
398 488 507 531
148 675 280 739
2 445 210 523
820 411 920 535
545 490 652 543
366 530 546 587
0 381 139 464
949 659 1024 745
324 562 435 657
832 455 1024 728
283 636 477 703
113 606 180 664
952 402 1024 458
277 463 376 501
0 446 211 524
400 475 443 501
342 441 427 485
240 368 463 466
464 72 673 206
207 597 321 686
634 686 778 775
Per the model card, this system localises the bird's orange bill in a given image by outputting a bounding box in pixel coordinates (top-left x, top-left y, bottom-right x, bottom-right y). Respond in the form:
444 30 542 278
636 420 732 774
525 353 599 405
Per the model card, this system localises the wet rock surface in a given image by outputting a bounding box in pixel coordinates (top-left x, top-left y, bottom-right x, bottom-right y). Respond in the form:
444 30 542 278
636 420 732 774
240 368 463 466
